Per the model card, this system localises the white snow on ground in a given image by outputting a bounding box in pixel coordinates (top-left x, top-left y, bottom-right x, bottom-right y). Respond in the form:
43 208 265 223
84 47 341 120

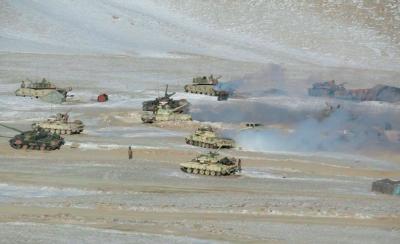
1 0 399 71
0 183 99 202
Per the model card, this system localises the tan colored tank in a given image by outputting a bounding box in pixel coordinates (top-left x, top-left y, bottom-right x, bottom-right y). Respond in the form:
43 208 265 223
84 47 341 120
141 103 192 123
184 75 228 100
180 151 241 176
15 78 72 104
32 113 84 135
185 125 234 149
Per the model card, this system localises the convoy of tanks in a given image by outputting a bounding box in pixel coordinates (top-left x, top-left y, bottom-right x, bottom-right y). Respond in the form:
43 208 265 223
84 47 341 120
2 75 399 179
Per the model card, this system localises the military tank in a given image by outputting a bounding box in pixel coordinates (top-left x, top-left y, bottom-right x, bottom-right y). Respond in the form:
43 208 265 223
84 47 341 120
142 85 189 113
0 124 64 150
308 80 347 98
32 112 84 135
185 125 234 149
141 102 192 123
184 75 229 100
15 78 72 104
180 151 241 176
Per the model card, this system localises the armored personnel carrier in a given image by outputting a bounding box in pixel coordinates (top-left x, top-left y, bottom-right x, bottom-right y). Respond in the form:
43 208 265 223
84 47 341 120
141 103 192 123
142 85 189 113
0 124 64 150
32 112 84 135
15 78 72 104
180 151 241 176
184 75 229 100
185 125 234 149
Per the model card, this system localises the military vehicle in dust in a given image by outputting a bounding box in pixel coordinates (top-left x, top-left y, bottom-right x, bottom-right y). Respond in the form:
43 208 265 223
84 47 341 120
185 125 234 149
184 75 229 100
142 85 189 113
308 80 348 98
0 124 64 150
15 78 72 104
32 112 84 135
180 151 241 176
141 103 192 123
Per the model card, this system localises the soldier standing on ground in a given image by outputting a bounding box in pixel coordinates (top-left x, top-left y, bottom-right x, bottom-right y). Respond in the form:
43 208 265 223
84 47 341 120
128 146 133 160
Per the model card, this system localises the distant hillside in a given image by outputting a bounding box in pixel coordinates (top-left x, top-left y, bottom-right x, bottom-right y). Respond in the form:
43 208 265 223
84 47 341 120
0 0 399 71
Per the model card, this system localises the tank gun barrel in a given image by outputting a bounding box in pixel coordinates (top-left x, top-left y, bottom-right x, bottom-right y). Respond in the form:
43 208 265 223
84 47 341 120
171 103 188 112
0 123 23 133
0 135 12 139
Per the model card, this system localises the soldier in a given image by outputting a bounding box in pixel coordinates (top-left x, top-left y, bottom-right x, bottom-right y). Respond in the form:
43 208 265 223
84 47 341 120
21 80 25 88
128 146 133 160
238 159 242 172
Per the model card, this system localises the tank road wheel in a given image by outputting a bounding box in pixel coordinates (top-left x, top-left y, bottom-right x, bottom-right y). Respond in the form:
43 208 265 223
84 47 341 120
40 144 46 151
210 171 216 176
205 170 210 176
186 168 193 173
216 171 221 176
200 170 205 175
193 169 199 174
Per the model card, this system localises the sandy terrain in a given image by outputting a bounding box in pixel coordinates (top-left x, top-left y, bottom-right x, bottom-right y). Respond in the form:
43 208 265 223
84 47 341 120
0 54 399 243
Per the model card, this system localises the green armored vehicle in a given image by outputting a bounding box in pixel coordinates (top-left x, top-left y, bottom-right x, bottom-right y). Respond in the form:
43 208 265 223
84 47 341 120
184 75 229 100
185 125 234 149
180 151 241 176
0 124 64 151
32 112 84 135
142 85 189 113
141 103 192 123
15 78 72 104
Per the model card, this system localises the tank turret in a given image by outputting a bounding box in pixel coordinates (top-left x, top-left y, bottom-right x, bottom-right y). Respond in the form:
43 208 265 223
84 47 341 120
32 112 84 135
185 126 235 149
142 85 189 112
184 75 229 99
141 103 192 123
180 151 241 176
0 124 64 151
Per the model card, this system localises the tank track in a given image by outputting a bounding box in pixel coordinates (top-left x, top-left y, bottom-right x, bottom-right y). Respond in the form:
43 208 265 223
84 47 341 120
40 128 83 135
184 85 218 96
185 138 232 149
9 140 62 151
180 167 236 176
185 138 219 149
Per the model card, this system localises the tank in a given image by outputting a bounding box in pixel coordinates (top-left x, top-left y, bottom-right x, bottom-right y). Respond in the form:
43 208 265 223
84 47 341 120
0 124 64 151
185 125 234 149
32 112 84 135
308 80 347 97
15 78 72 104
142 85 189 113
180 151 241 176
184 75 229 99
141 103 192 123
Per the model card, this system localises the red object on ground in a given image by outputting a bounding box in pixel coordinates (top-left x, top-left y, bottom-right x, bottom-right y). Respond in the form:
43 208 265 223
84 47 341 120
97 93 109 102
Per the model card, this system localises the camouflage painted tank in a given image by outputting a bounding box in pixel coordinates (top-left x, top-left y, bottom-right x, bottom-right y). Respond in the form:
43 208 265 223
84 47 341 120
185 125 234 149
32 112 84 135
0 124 64 151
141 103 192 123
180 151 241 176
142 85 189 113
184 75 229 100
15 78 72 104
